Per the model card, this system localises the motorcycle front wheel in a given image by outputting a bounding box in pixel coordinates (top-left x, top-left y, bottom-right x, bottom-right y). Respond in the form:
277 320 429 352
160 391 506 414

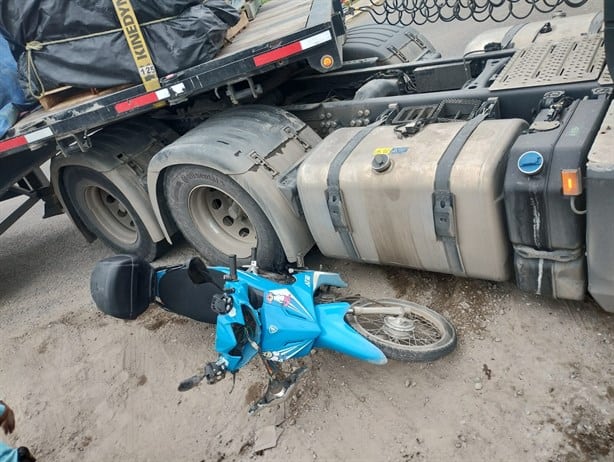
346 298 457 362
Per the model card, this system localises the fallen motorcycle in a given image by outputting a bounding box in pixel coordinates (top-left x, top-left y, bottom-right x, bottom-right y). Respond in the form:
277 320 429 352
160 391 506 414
91 253 456 413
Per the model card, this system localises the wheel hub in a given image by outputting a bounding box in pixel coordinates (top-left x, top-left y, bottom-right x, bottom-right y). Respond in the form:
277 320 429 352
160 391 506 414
84 186 137 244
188 186 257 258
383 315 415 340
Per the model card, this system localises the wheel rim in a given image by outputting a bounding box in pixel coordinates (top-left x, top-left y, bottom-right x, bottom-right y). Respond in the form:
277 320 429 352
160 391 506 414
83 186 138 245
188 186 257 259
350 300 446 350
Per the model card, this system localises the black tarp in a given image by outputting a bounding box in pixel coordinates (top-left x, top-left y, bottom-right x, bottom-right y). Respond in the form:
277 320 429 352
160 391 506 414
0 0 240 98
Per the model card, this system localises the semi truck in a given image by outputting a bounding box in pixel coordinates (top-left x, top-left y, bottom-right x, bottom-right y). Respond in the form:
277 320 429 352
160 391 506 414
1 0 613 313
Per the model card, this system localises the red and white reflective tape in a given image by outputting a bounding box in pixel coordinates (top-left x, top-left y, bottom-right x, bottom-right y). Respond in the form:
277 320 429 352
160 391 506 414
0 127 54 153
115 88 171 113
253 30 332 67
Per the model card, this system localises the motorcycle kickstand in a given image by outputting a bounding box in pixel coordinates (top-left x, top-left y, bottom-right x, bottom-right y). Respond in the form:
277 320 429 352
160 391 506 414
248 357 308 415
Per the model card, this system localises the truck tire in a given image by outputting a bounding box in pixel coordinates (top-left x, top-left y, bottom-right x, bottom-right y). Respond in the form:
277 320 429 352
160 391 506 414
62 167 165 261
163 165 286 270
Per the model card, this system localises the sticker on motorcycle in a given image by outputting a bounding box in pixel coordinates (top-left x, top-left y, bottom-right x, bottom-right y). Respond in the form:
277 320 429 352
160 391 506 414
264 343 312 361
265 289 314 320
266 289 293 307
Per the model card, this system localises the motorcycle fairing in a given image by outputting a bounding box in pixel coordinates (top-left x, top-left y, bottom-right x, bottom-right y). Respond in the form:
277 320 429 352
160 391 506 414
310 271 348 294
259 287 321 360
214 267 386 370
215 281 261 372
314 302 387 365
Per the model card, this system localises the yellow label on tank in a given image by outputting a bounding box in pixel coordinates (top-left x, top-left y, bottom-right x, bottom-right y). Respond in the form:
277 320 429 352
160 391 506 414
373 147 409 155
373 147 392 155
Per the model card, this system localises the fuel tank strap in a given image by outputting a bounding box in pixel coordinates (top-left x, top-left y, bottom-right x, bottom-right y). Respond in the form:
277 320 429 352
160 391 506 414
326 119 385 260
433 112 488 276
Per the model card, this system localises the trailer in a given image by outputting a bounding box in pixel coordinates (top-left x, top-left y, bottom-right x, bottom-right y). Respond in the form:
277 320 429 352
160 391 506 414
1 0 613 313
0 0 343 249
0 0 436 258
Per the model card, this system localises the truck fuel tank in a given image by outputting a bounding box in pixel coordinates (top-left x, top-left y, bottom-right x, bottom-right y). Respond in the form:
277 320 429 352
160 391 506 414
297 117 526 281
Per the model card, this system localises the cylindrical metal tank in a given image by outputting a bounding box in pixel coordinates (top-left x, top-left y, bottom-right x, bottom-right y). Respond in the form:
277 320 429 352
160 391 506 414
297 118 526 281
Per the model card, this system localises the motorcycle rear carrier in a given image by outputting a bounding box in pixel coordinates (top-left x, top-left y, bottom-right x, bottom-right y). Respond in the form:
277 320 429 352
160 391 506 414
90 255 154 319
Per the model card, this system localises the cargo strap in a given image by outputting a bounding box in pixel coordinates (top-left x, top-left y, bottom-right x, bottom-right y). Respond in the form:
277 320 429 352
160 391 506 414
326 118 386 260
432 112 488 276
112 0 161 92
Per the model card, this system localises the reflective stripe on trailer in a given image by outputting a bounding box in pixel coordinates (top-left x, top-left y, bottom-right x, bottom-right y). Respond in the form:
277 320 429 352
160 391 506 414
253 31 333 67
0 127 54 153
115 88 171 113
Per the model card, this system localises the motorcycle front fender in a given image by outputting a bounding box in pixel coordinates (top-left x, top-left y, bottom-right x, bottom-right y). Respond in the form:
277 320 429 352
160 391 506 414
313 302 387 365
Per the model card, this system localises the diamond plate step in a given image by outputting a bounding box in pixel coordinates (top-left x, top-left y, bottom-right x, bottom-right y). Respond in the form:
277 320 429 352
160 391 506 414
490 35 605 91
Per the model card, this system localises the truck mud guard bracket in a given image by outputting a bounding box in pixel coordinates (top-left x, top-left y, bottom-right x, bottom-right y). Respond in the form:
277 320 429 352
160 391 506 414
56 131 94 157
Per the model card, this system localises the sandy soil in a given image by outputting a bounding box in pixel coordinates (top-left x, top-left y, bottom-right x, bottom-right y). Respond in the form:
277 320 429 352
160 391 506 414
1 4 611 460
0 209 613 462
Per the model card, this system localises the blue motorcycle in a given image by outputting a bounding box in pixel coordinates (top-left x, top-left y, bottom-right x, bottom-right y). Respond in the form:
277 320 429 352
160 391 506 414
91 253 456 413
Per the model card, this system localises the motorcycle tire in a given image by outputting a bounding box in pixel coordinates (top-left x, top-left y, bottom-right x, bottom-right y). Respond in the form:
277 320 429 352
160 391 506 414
346 298 457 362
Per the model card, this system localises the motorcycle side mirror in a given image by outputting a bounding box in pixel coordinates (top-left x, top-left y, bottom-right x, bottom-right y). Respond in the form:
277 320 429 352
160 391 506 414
187 257 214 285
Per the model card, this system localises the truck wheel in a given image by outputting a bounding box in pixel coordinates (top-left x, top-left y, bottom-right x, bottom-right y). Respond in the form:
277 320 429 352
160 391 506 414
62 167 163 261
163 166 286 270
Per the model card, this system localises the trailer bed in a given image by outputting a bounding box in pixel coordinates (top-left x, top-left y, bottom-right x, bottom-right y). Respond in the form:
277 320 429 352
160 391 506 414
0 0 343 163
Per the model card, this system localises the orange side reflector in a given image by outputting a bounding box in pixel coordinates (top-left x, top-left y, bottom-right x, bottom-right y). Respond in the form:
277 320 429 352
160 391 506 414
320 54 334 69
561 168 583 196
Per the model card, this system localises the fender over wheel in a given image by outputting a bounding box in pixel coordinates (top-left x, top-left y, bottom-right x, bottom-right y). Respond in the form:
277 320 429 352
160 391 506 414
62 167 165 261
56 119 177 261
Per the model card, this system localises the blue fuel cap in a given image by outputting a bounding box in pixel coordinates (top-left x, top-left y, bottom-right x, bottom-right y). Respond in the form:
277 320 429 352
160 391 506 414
517 151 544 176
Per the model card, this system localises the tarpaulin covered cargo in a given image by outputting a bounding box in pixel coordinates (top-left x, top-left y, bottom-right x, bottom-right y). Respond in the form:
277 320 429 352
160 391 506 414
0 0 240 99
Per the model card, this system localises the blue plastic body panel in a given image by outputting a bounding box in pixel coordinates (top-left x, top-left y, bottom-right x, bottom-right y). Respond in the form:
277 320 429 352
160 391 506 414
212 268 386 371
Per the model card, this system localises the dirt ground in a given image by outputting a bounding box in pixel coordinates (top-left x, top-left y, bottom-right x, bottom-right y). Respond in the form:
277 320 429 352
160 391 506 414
1 3 612 461
0 208 613 462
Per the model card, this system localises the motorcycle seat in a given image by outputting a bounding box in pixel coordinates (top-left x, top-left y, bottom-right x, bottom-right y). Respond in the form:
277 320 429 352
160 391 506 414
157 266 225 324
